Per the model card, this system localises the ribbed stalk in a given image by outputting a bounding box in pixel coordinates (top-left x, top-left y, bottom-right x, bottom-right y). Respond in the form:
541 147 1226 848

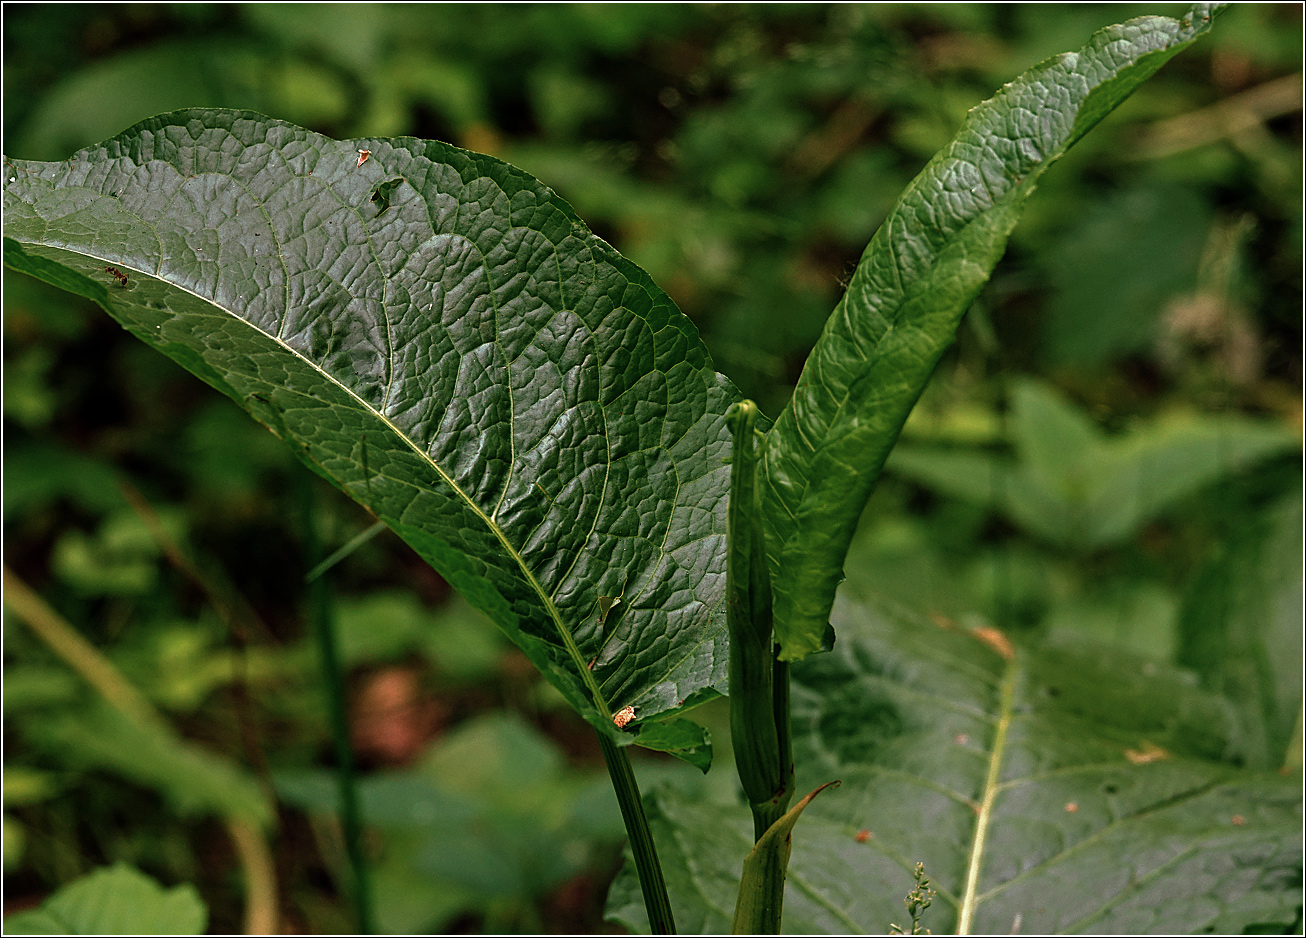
598 733 677 934
731 781 839 935
727 402 794 840
726 401 804 934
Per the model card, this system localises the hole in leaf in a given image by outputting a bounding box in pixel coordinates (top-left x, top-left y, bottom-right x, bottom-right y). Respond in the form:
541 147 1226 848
370 177 405 216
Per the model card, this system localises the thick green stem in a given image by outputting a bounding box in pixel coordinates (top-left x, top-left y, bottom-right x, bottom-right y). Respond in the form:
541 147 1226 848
726 402 793 840
298 478 375 935
598 732 677 934
726 401 804 932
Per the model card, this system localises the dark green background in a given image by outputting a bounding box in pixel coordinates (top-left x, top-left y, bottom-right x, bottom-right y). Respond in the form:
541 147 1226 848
4 4 1301 933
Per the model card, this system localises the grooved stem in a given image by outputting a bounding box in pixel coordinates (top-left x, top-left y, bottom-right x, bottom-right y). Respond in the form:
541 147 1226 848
598 733 677 934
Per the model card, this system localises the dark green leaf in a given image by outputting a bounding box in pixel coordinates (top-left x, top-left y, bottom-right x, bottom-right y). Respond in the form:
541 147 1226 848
759 5 1225 659
608 597 1303 934
631 718 713 774
2 109 739 753
2 863 207 935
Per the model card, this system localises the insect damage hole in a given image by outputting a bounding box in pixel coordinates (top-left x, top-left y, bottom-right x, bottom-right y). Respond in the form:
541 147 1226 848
370 177 405 217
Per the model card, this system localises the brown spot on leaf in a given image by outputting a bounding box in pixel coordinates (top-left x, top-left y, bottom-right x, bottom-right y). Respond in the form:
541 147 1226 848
1065 802 1079 813
1124 741 1169 764
1232 814 1246 826
854 829 872 843
971 626 1015 660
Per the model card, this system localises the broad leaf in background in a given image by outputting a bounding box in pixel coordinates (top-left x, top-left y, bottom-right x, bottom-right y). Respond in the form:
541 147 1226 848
888 378 1299 549
608 597 1303 934
3 863 207 935
2 110 739 755
758 4 1225 659
1179 491 1304 770
276 712 626 934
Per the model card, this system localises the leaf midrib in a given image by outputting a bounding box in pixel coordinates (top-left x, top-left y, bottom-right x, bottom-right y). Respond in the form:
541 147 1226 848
957 656 1018 935
69 245 613 720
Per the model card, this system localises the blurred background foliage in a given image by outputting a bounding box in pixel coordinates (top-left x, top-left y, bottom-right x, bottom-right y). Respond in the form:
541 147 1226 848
3 3 1301 933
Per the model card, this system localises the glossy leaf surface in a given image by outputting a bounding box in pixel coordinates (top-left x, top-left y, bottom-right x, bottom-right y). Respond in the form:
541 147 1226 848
608 597 1303 934
2 110 739 747
759 4 1225 658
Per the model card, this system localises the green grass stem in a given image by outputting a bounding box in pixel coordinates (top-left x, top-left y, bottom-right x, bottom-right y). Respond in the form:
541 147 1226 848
298 476 376 935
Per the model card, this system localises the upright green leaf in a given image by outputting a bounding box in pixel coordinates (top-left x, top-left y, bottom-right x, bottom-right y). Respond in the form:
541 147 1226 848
3 109 740 747
608 598 1303 934
759 5 1225 659
3 863 207 935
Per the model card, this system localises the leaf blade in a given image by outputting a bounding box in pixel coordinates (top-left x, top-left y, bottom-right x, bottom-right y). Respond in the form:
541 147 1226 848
759 5 1225 659
607 598 1303 935
3 109 738 746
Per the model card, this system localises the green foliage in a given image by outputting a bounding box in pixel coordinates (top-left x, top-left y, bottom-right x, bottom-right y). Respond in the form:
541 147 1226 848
276 713 626 934
3 863 207 935
4 109 736 763
23 702 272 826
2 2 1300 933
889 378 1299 550
758 5 1223 660
608 599 1303 934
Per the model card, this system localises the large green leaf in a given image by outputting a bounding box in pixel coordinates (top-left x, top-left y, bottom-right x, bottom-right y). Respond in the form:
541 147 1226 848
3 863 207 935
2 110 739 749
888 378 1300 549
758 5 1225 659
607 597 1303 934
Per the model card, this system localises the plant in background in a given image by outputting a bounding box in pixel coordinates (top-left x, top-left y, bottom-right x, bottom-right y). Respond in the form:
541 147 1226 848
4 3 1301 935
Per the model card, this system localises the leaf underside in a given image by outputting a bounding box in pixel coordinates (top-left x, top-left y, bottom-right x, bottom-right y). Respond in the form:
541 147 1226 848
607 597 1303 935
3 110 740 748
759 3 1225 660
